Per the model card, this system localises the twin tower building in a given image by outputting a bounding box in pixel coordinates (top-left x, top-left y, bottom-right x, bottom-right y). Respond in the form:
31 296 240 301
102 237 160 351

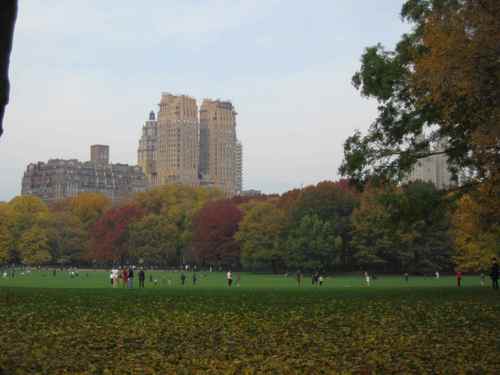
137 93 242 196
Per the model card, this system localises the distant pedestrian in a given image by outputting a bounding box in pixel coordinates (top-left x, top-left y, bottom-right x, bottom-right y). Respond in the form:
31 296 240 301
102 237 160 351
296 270 302 287
192 272 197 285
53 269 56 277
122 268 129 288
404 272 409 282
480 272 485 287
491 258 499 290
139 269 145 288
456 270 462 287
236 272 241 287
227 270 233 287
180 272 186 285
149 274 153 283
128 268 134 289
364 271 371 287
319 275 324 286
435 271 440 279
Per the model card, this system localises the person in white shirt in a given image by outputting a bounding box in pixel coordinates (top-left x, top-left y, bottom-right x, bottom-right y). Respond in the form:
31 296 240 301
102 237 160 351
364 271 371 286
227 270 233 287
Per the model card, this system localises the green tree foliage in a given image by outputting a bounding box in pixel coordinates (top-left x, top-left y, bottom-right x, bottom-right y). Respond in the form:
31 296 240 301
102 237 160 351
129 214 179 267
42 212 87 266
236 202 287 273
286 181 358 268
287 214 337 271
352 182 452 273
17 226 52 266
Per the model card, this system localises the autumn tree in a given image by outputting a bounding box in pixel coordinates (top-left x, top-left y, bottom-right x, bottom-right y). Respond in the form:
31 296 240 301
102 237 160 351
236 202 287 273
134 185 224 263
452 181 500 271
88 204 144 265
128 214 179 267
8 196 49 263
17 226 51 266
192 200 243 268
0 203 14 264
42 211 87 265
340 0 500 187
63 192 111 230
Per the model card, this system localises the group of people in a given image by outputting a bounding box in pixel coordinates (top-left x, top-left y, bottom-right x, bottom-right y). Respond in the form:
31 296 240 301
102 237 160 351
110 267 146 288
294 270 325 287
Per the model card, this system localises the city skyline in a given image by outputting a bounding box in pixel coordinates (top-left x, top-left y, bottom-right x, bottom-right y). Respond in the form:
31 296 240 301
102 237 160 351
0 1 410 201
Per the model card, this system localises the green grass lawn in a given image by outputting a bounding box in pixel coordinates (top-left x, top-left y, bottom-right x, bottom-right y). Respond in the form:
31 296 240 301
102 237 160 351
0 271 498 374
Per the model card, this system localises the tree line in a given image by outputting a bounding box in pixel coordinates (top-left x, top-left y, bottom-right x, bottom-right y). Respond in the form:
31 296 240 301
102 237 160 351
0 179 487 273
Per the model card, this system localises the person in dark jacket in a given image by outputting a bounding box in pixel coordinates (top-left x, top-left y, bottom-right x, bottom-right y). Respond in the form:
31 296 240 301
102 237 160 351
139 269 145 288
127 268 134 288
491 258 499 290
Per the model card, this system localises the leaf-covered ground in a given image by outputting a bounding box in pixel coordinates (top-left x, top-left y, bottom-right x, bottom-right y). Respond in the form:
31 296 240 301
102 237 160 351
0 273 499 374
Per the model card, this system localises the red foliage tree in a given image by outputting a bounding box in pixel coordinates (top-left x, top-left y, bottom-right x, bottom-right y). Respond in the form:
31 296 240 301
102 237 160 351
87 204 144 265
192 200 243 267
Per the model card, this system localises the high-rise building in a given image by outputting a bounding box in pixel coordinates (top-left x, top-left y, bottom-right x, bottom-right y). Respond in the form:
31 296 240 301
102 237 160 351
405 138 456 190
136 93 244 196
157 93 199 186
22 146 147 202
235 141 242 194
199 99 239 196
137 110 159 186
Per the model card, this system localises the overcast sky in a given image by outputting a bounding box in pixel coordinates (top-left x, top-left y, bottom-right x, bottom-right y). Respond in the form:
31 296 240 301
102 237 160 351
0 1 410 201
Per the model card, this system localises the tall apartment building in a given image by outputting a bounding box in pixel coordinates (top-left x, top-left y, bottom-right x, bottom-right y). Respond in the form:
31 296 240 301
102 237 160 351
137 93 243 196
235 141 242 194
199 99 239 196
137 110 159 186
157 93 199 187
405 138 456 190
22 146 147 202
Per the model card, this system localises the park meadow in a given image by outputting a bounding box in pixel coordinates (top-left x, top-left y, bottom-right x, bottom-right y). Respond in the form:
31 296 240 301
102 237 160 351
1 270 499 374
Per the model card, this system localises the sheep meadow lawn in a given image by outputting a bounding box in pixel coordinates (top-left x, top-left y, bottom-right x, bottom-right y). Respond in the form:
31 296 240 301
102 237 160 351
0 271 499 374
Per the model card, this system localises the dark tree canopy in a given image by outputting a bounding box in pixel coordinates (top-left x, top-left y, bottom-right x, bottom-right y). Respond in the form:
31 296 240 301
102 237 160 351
0 0 17 137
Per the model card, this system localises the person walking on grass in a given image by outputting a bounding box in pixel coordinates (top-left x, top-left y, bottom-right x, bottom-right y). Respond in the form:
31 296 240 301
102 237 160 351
491 258 499 291
456 270 462 288
227 270 233 287
192 272 197 285
128 267 134 289
296 270 302 287
319 275 324 286
364 271 371 287
480 272 485 287
180 272 186 286
139 269 145 288
122 268 129 288
404 272 409 283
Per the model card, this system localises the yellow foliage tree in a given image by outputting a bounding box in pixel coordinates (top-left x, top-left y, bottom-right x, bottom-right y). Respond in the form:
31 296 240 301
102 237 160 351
0 203 15 264
452 179 500 271
18 226 52 266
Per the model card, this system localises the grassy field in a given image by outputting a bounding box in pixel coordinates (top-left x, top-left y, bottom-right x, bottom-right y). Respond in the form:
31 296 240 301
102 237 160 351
0 271 499 374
